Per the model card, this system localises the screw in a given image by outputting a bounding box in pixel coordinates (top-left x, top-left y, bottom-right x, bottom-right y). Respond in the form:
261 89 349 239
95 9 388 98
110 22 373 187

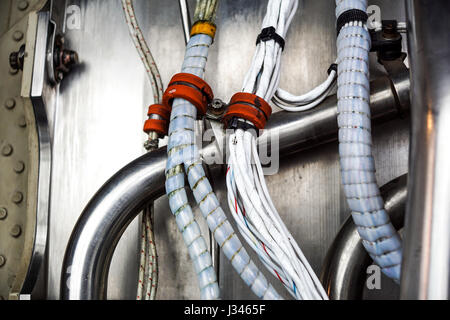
10 44 26 70
4 98 16 110
17 116 27 128
13 31 24 42
209 98 226 117
10 225 22 238
0 208 7 220
2 144 13 157
0 255 6 267
18 0 29 11
14 161 25 174
12 191 23 204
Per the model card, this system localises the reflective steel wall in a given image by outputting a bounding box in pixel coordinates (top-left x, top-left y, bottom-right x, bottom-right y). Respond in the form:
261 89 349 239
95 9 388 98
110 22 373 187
47 0 408 299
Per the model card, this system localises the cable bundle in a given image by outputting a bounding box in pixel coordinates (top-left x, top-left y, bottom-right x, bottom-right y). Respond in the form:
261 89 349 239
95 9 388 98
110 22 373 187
242 0 298 101
273 66 337 112
226 0 328 300
164 0 282 300
121 0 160 299
335 0 402 282
226 130 328 299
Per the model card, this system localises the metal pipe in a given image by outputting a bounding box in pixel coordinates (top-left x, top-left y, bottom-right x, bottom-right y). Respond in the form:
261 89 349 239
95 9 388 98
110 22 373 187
260 75 409 156
178 0 192 45
61 148 167 300
402 0 450 300
61 73 410 300
320 175 407 300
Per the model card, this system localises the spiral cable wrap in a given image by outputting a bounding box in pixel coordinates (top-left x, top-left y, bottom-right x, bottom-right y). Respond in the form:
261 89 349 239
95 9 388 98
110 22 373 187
166 31 281 300
335 0 402 282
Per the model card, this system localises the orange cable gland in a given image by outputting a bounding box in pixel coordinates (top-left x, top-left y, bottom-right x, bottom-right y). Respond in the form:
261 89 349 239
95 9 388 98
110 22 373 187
223 92 273 130
143 104 172 136
163 73 214 116
190 21 217 39
144 118 169 136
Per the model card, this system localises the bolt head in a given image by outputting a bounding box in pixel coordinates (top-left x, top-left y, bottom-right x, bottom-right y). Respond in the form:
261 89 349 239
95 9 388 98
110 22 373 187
14 161 25 174
2 144 13 157
18 0 29 11
12 191 23 204
17 116 27 128
0 208 7 220
4 99 16 110
0 255 6 267
13 31 24 42
10 225 22 238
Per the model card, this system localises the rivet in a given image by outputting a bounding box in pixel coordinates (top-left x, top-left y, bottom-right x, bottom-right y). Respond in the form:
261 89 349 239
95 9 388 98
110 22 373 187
0 255 6 267
18 0 29 11
4 98 16 110
1 144 13 156
14 161 25 174
0 207 7 220
10 225 22 238
12 191 23 204
17 116 27 128
13 31 24 42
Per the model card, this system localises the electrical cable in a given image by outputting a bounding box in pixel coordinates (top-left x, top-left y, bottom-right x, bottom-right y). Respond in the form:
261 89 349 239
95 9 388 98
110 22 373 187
165 0 282 300
335 0 402 282
225 0 329 300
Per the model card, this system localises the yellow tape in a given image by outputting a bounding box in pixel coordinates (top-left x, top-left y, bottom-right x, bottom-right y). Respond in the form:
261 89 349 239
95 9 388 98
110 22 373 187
190 21 217 39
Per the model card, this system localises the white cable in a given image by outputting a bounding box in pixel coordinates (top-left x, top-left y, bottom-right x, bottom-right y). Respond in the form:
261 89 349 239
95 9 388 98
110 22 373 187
273 70 337 112
227 0 328 300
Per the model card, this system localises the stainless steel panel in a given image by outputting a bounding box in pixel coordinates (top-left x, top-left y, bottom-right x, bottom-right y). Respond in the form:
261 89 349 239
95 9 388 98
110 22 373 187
402 0 450 300
46 0 409 300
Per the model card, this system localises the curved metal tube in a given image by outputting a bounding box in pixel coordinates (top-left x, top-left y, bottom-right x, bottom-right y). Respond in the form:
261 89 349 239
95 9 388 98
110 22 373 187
61 148 167 299
320 175 407 300
61 72 409 300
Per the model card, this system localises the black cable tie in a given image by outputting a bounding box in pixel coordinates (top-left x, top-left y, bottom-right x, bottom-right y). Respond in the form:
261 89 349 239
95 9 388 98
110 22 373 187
327 63 338 75
256 26 285 51
336 9 368 36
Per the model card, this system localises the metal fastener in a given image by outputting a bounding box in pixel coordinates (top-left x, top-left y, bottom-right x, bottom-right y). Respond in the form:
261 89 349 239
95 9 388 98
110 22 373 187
17 116 27 128
10 225 22 238
4 98 16 110
14 161 25 174
13 31 24 42
1 144 13 157
0 208 7 220
12 191 23 204
0 255 6 267
18 0 29 11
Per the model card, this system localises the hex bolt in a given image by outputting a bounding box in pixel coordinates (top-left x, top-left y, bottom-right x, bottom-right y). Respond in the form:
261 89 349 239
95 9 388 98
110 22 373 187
4 98 16 110
14 161 25 174
13 31 24 42
12 191 23 204
0 255 6 267
1 144 13 157
10 44 26 70
0 207 7 220
10 225 22 238
18 0 29 11
17 116 27 128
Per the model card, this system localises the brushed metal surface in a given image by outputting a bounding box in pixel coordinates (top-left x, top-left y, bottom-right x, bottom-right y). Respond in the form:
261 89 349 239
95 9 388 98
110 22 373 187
46 0 409 300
